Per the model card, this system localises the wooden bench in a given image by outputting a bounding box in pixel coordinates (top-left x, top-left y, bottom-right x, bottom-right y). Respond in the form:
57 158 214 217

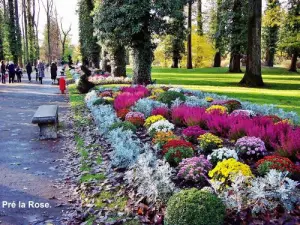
32 105 59 139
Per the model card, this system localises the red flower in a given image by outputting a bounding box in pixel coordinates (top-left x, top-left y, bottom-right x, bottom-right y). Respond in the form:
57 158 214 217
162 140 194 155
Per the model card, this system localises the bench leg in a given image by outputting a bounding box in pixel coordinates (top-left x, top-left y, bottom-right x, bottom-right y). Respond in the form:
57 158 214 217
38 123 58 139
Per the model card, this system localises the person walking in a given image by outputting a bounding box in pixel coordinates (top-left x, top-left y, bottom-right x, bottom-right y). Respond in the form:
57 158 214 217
26 62 32 82
37 60 45 84
8 62 15 83
50 62 58 84
16 66 22 83
1 60 6 84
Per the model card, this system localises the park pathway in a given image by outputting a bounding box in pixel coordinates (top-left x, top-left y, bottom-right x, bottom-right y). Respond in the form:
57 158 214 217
0 71 71 225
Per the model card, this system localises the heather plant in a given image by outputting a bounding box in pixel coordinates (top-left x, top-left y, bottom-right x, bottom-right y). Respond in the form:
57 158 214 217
198 133 223 153
165 188 226 225
274 127 300 160
182 126 206 143
152 131 180 149
171 105 189 126
120 85 149 96
206 113 231 138
183 107 207 128
144 115 166 128
124 152 175 204
157 91 186 106
114 92 144 111
177 156 212 182
207 147 239 166
151 107 170 119
235 136 267 159
248 170 300 214
209 158 253 190
256 155 299 176
109 121 137 133
162 140 194 166
148 120 175 137
125 112 145 127
132 98 167 117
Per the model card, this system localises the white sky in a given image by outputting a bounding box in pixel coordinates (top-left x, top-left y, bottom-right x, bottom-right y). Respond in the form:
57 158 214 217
38 0 79 45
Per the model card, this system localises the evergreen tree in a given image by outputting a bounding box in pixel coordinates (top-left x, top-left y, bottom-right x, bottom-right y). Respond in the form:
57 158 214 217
279 0 299 72
262 0 281 67
218 0 248 73
78 0 100 68
94 0 185 84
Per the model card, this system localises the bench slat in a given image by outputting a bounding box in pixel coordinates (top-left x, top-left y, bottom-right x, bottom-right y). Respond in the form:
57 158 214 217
32 105 58 124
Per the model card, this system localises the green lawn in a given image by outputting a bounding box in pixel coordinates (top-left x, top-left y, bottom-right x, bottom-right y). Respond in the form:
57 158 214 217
127 67 300 116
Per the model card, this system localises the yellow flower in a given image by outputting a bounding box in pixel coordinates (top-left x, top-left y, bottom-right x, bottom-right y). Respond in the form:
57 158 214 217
198 133 223 153
205 97 214 102
209 158 253 189
144 115 166 128
152 131 179 146
151 88 165 96
206 105 228 114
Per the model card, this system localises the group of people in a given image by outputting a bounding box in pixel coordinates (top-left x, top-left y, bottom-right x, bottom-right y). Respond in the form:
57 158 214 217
0 60 58 84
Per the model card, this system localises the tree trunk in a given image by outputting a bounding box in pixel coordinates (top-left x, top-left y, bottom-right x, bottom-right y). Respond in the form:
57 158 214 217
289 51 298 72
186 1 193 69
172 57 179 68
197 0 203 35
213 52 221 67
15 0 23 66
110 45 126 77
240 0 264 87
133 42 152 85
8 0 18 64
23 0 29 63
229 53 242 73
100 49 108 71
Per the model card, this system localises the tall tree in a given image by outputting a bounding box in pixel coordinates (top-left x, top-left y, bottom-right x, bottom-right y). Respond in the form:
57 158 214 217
197 0 203 35
22 0 29 63
279 0 299 72
15 0 23 65
8 0 18 63
262 0 281 67
78 0 100 68
169 5 185 68
211 0 222 67
94 0 185 84
0 8 4 60
42 0 53 64
186 0 193 69
27 0 36 63
240 0 264 87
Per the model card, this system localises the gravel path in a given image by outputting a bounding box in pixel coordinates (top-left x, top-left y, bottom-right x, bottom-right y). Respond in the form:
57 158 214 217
0 72 72 225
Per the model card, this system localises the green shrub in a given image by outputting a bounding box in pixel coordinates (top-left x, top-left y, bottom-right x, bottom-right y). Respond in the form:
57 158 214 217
109 121 137 133
157 91 186 106
165 188 225 225
93 98 112 106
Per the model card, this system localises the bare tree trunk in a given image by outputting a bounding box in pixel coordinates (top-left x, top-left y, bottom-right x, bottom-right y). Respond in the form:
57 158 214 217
289 51 298 72
187 1 193 69
60 19 71 60
42 0 53 64
240 0 264 87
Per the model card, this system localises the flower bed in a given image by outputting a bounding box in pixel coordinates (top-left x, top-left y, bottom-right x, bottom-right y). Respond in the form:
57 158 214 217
85 85 300 224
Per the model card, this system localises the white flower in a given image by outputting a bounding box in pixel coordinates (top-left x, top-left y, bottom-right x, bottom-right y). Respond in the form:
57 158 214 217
148 120 175 134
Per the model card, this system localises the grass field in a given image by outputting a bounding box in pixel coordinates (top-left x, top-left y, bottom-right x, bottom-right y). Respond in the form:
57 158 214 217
126 67 300 116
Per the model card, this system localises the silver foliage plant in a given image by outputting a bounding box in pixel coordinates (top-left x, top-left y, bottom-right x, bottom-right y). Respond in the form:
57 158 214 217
132 98 167 118
215 170 299 214
107 128 143 169
124 151 176 204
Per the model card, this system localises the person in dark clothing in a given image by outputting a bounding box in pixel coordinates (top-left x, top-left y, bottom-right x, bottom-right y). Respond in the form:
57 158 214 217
16 66 23 83
8 62 15 83
26 62 32 82
1 60 6 84
50 62 58 84
35 66 38 82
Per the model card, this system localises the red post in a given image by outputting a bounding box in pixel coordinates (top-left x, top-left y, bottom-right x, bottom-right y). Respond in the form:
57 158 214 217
59 77 66 94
